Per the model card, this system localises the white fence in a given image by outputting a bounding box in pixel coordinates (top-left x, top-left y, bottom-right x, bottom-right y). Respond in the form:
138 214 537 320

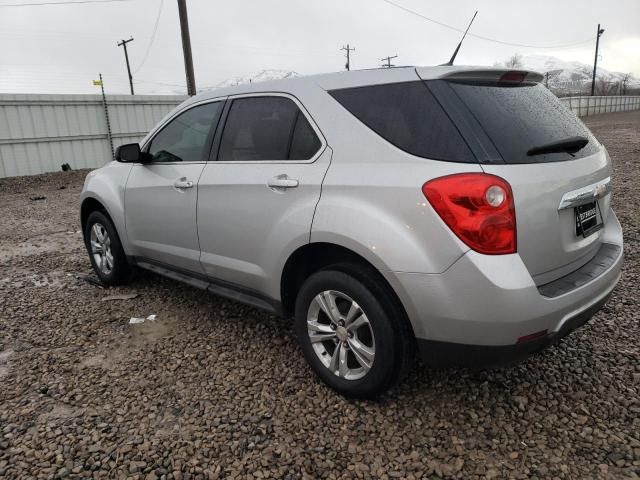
559 95 640 117
1 93 639 178
0 94 186 178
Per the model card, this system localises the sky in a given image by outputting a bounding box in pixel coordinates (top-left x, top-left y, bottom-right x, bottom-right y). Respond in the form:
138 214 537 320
0 0 638 95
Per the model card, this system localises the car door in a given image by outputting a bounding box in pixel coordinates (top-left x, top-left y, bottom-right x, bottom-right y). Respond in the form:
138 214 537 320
197 93 330 298
124 100 224 273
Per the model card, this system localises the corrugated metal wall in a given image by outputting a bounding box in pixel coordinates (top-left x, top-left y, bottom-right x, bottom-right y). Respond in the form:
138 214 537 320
0 94 186 178
1 93 639 178
559 95 640 117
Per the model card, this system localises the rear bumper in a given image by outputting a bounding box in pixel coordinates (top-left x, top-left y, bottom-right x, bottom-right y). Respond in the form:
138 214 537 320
416 292 610 368
382 209 623 357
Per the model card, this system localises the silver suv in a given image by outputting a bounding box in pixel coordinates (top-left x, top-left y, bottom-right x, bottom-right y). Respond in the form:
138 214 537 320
81 66 623 398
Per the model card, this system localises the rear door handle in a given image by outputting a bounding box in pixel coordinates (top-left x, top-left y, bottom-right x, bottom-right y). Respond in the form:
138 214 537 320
267 174 299 190
174 177 194 189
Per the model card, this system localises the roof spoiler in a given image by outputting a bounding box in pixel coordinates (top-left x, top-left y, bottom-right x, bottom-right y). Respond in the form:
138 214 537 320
437 69 544 84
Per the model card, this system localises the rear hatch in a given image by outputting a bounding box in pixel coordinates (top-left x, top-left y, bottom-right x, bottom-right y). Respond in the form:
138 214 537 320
418 69 611 284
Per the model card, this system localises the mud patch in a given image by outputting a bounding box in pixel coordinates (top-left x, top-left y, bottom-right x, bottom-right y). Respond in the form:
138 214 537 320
0 349 13 379
128 317 176 344
38 403 84 422
0 270 72 289
80 353 108 368
80 349 128 371
152 409 182 438
0 231 81 264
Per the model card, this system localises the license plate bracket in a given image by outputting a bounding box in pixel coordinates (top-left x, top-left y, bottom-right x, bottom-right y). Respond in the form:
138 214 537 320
575 200 603 238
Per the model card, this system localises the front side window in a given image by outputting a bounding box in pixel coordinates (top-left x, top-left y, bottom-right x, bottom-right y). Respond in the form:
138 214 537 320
148 102 222 162
218 96 321 161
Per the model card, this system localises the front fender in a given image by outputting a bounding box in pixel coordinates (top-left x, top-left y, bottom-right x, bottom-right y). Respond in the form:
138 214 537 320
80 162 133 253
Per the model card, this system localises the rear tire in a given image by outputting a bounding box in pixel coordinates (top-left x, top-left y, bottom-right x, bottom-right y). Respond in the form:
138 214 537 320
294 264 414 398
83 210 134 286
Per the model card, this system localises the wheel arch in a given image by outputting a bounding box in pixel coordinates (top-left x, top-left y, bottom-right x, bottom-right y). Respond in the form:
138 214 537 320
80 196 111 232
280 242 415 337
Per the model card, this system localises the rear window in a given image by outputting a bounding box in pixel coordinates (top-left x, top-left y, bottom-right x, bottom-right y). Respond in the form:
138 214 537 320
449 82 599 163
329 82 475 163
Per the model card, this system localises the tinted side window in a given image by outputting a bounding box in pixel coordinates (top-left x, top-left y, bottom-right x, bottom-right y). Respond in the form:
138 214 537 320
219 97 300 161
148 102 221 162
329 82 475 163
289 112 321 160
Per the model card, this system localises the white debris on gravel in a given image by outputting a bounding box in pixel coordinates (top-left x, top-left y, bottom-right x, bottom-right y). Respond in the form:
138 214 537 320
102 293 139 302
129 314 156 324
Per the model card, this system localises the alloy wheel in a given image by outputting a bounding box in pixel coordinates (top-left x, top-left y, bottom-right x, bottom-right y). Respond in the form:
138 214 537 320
306 290 375 380
89 222 114 275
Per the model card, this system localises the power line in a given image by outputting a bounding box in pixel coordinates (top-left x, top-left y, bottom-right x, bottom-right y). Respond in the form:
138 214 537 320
133 0 164 73
381 0 596 49
0 0 130 6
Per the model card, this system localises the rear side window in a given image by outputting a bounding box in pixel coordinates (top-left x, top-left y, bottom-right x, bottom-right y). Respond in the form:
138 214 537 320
148 102 221 162
290 113 321 160
329 82 475 163
449 82 599 163
218 96 321 161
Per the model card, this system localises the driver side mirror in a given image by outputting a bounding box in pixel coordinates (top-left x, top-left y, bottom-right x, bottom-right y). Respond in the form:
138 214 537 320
115 143 152 163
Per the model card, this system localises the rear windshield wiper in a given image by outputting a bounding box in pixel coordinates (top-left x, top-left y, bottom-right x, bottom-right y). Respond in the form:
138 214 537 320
526 136 589 157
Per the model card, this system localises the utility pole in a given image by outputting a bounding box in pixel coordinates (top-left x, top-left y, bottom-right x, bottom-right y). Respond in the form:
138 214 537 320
177 0 197 95
380 55 398 68
591 24 605 96
117 37 135 95
341 44 355 71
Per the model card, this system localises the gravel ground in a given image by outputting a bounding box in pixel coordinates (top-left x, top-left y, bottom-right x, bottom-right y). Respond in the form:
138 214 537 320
1 111 639 480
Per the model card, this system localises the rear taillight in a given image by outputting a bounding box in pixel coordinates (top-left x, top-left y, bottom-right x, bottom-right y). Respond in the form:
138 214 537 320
422 173 517 255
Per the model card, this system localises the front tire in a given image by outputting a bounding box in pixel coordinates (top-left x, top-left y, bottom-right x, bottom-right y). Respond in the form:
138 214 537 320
83 210 134 286
294 265 413 398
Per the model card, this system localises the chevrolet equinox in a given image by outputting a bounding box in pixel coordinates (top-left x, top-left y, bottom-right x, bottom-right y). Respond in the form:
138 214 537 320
80 66 623 398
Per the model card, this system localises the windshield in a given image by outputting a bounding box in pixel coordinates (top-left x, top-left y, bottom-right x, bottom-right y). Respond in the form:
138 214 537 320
449 82 599 164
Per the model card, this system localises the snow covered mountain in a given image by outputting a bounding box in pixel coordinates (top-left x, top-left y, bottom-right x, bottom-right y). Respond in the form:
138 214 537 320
207 58 638 95
519 55 639 87
213 69 301 89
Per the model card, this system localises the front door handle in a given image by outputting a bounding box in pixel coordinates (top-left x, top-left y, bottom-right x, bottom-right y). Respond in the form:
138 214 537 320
174 177 194 189
267 174 299 190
